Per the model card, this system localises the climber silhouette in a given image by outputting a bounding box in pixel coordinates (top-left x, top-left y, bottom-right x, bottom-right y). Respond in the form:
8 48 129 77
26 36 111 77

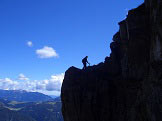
82 56 90 69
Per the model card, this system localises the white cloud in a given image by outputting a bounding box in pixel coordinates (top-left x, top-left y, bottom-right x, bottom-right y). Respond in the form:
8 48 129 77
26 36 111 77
36 46 58 59
0 73 64 96
18 73 29 81
46 73 64 91
0 78 19 90
27 41 33 47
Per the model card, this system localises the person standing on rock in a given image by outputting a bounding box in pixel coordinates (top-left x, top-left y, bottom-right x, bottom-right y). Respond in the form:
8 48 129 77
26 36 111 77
82 56 90 69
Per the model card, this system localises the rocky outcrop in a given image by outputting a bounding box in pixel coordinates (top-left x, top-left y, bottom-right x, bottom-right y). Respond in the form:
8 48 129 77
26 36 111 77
61 0 162 121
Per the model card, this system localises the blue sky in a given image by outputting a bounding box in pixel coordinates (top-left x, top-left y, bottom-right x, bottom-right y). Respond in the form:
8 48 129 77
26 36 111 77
0 0 144 95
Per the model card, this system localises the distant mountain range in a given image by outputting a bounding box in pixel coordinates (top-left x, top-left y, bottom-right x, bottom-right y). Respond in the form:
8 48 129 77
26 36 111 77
0 90 63 121
0 90 53 102
53 97 61 102
49 95 59 99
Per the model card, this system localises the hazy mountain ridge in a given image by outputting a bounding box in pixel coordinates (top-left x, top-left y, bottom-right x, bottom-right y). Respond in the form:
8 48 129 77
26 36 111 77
0 90 53 102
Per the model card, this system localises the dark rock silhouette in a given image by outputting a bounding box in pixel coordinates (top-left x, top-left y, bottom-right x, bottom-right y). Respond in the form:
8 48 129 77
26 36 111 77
61 0 162 121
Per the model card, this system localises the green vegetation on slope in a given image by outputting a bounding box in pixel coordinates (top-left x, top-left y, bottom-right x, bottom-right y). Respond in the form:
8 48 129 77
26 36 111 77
0 98 63 121
0 106 36 121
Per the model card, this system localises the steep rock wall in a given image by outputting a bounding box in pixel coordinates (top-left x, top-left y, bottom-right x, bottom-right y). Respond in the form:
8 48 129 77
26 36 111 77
61 1 162 121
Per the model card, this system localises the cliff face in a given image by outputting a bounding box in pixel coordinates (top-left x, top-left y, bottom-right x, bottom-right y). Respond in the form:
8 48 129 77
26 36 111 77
61 1 162 121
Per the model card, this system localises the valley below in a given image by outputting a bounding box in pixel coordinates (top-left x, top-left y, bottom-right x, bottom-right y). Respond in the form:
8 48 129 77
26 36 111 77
0 90 63 121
